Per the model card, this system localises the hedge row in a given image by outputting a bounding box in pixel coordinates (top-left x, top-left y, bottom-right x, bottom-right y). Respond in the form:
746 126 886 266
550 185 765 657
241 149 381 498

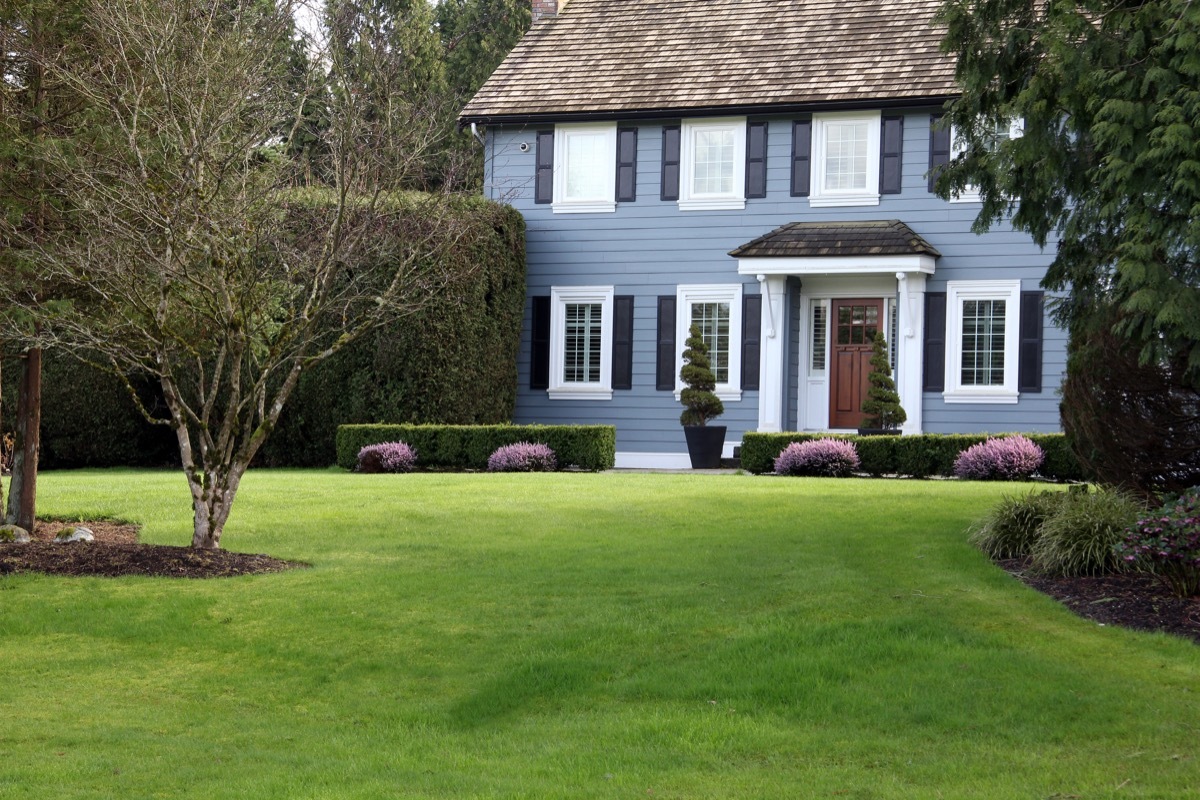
741 432 1083 481
336 424 616 472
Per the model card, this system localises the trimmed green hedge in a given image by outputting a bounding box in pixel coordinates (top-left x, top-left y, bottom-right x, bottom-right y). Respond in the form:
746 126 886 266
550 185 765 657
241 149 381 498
336 424 616 472
741 432 1083 481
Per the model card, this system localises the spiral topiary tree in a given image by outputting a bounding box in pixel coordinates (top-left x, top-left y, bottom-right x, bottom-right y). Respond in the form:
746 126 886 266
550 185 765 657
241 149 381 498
679 324 725 426
860 332 906 431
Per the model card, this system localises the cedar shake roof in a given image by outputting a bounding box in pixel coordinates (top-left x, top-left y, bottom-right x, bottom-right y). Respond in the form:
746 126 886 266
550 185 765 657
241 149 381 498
460 0 958 124
729 220 942 258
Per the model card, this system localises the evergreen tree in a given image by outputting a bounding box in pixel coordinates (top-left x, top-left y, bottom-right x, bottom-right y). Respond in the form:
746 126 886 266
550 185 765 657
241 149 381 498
679 324 724 427
860 332 906 430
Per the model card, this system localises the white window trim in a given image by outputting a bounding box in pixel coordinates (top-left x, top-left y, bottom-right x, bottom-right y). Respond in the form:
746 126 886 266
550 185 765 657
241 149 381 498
943 279 1021 404
552 123 616 214
948 119 1025 203
809 111 881 208
674 283 743 402
548 286 614 400
678 117 746 211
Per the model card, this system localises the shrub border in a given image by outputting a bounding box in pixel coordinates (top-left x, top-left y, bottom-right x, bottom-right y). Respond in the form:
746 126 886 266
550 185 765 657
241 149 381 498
337 424 616 472
741 432 1081 481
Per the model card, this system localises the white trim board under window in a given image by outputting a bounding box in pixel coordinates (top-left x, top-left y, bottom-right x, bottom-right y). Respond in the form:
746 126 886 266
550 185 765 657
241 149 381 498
553 123 616 213
678 118 746 211
675 283 743 401
949 118 1024 203
810 111 880 207
943 279 1021 404
548 286 614 399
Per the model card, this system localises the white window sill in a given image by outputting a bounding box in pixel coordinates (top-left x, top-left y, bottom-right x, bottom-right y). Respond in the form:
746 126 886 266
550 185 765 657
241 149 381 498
809 193 881 208
548 387 613 401
949 193 982 204
942 390 1019 404
677 198 746 212
674 389 743 402
551 201 616 214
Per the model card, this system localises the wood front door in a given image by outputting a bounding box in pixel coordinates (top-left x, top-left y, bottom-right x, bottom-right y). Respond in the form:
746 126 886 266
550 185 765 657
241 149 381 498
829 298 884 429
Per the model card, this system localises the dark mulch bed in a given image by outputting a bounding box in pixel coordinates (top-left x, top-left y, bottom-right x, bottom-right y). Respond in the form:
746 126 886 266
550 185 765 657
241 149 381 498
998 556 1200 644
0 519 303 579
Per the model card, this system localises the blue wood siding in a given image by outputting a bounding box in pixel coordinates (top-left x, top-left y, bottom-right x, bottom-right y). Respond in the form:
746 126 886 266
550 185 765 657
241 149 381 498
484 111 1065 452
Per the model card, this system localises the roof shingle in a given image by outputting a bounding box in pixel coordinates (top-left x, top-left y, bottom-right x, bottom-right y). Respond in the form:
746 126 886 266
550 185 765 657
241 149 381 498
460 0 958 123
729 220 942 259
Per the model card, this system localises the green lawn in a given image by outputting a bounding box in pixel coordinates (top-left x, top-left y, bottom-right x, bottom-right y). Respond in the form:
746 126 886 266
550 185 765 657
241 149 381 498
2 470 1197 798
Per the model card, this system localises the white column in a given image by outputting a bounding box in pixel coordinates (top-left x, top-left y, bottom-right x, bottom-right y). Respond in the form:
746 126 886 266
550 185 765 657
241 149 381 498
896 272 926 435
756 275 787 432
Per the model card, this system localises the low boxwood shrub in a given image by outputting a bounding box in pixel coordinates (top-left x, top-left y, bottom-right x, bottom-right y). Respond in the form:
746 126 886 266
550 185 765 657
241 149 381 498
357 441 417 473
1115 488 1200 597
953 435 1045 481
487 442 557 472
1031 488 1144 577
742 431 1080 480
774 438 860 477
337 424 615 471
970 490 1065 559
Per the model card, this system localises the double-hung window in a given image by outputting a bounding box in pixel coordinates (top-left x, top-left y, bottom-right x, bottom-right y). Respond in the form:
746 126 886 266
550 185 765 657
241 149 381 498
553 123 617 213
810 111 881 207
549 286 614 399
949 118 1024 203
943 280 1021 403
678 118 746 211
675 284 743 400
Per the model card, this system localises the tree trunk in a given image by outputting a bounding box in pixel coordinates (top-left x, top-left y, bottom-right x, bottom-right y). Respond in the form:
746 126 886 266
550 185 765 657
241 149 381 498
5 349 41 530
188 466 244 550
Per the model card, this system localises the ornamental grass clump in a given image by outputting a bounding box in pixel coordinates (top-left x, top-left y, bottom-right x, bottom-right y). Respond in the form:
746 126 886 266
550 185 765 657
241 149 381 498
773 438 860 478
356 441 417 474
1031 488 1144 577
487 442 557 473
953 435 1045 480
1115 488 1200 597
970 489 1065 559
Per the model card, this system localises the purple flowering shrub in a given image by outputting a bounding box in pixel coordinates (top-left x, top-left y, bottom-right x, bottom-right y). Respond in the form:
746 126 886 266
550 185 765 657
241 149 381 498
953 435 1045 480
1115 489 1200 597
357 441 417 474
487 442 557 473
773 438 860 477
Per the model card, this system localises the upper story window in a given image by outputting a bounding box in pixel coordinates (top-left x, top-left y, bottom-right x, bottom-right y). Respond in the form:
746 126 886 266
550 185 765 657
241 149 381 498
678 118 746 211
949 118 1024 203
943 279 1021 404
552 123 616 213
810 111 881 207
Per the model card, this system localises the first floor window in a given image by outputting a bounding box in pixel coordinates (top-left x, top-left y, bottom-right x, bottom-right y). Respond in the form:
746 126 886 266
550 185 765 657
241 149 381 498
676 284 743 400
549 286 613 399
943 280 1021 403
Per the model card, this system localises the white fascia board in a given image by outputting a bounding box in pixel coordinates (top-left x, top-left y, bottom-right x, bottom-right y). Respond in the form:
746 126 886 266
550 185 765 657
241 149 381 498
736 255 936 276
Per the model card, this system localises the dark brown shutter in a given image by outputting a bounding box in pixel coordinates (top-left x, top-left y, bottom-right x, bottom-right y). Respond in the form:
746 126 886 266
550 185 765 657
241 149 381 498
1018 291 1044 393
880 115 904 195
661 125 681 201
612 295 634 390
535 130 554 204
742 293 762 391
656 296 677 390
922 292 947 392
790 119 811 197
530 295 551 389
746 121 768 199
928 115 950 193
616 127 637 203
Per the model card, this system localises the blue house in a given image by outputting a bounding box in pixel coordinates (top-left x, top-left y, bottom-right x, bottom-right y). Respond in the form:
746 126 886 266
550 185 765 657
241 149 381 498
459 0 1064 468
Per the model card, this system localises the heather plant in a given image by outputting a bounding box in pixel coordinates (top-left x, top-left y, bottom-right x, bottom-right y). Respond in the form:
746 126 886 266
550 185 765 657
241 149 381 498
953 435 1045 481
774 438 860 478
1115 488 1200 597
357 441 418 474
487 442 557 473
1031 488 1144 577
970 489 1065 559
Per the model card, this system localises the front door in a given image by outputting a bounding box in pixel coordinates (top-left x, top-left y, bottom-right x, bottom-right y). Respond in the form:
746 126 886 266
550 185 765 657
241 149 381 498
829 298 883 429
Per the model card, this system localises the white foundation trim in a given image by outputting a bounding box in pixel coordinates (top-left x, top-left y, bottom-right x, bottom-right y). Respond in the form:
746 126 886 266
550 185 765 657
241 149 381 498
614 441 740 470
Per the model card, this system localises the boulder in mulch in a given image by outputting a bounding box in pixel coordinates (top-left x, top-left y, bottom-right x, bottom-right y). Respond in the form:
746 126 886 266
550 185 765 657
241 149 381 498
54 527 95 543
0 525 31 544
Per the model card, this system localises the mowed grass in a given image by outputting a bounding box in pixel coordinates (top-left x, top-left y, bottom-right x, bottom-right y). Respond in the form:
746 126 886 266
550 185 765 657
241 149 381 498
2 470 1198 799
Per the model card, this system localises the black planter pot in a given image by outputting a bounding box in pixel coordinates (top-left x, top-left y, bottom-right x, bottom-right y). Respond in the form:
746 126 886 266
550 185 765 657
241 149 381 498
684 425 727 469
856 428 902 437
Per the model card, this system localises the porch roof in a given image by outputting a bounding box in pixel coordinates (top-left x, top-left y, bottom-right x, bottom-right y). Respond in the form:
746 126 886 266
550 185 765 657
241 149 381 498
729 220 941 259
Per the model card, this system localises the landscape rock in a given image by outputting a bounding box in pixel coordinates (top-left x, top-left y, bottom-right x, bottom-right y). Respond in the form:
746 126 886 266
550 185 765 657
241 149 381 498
0 525 31 544
54 527 95 543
